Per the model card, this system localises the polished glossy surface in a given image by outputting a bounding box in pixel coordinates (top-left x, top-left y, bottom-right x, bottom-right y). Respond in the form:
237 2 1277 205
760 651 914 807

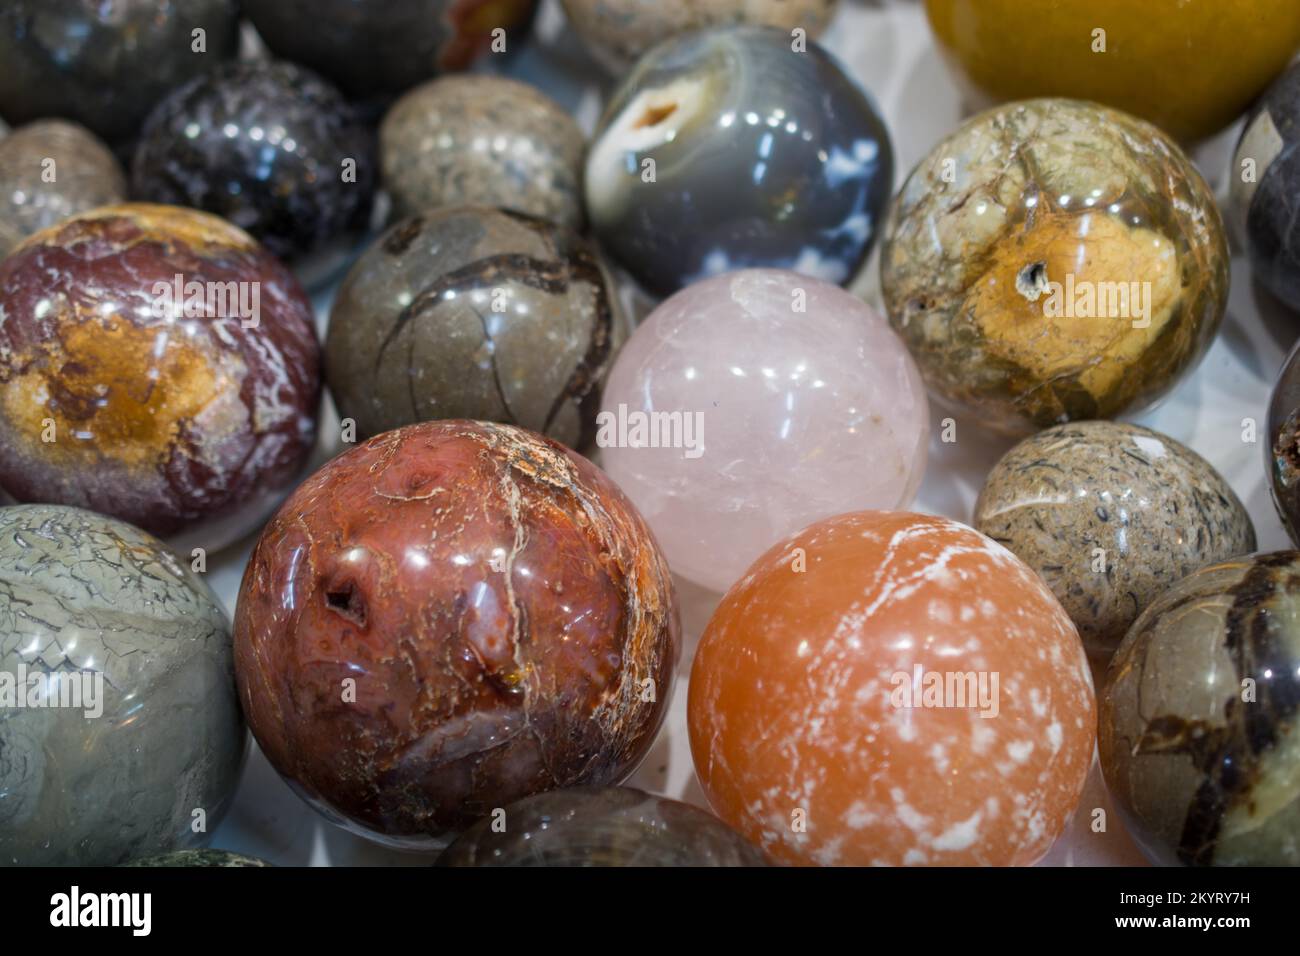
233 421 679 846
381 75 585 230
1231 62 1300 313
882 99 1227 435
0 204 321 550
689 511 1096 866
131 61 376 265
0 0 239 145
243 0 538 101
926 0 1300 143
599 270 927 593
1101 553 1300 865
0 120 126 258
124 849 270 867
1267 340 1300 546
562 0 837 72
0 505 244 866
326 208 624 450
585 25 892 297
975 422 1256 660
437 787 767 866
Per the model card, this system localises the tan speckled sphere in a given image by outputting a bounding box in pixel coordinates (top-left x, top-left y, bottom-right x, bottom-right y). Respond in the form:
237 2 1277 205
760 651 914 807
380 75 585 230
1101 553 1300 866
0 120 126 257
562 0 838 72
975 422 1256 660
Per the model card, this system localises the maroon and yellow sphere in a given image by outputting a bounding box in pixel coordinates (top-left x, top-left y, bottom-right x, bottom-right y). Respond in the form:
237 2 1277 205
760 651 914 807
232 420 680 846
0 203 320 548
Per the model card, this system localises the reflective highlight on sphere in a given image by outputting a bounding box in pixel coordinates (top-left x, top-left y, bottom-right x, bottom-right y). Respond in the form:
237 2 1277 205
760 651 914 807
926 0 1300 144
437 787 768 866
975 422 1256 661
242 0 538 101
1232 62 1300 313
0 0 240 145
0 120 127 258
585 26 893 297
599 270 927 594
233 421 679 846
881 99 1227 435
131 61 377 264
0 505 245 866
1101 553 1300 866
325 208 625 451
381 75 586 230
689 511 1096 866
561 0 837 73
0 204 321 549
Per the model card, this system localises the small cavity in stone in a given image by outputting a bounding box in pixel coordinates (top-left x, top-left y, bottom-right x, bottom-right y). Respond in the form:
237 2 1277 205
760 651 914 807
1016 261 1050 302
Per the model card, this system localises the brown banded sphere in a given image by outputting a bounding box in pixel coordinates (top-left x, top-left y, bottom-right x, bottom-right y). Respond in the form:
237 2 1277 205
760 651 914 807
233 420 680 846
0 204 320 549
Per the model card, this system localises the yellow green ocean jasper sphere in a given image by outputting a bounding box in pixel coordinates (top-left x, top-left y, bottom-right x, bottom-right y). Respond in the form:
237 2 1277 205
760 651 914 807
880 99 1227 436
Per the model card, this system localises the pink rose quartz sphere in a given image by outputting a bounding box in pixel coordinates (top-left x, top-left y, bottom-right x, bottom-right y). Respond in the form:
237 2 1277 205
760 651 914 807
598 269 929 592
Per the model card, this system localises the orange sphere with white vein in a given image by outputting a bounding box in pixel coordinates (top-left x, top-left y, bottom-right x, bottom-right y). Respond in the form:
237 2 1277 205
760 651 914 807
688 510 1095 866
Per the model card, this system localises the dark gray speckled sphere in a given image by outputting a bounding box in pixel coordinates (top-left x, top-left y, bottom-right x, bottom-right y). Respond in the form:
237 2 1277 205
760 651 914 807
437 787 769 866
124 849 271 867
974 421 1255 660
0 0 239 146
585 25 892 297
1231 61 1300 312
325 207 625 451
131 60 376 264
0 505 245 866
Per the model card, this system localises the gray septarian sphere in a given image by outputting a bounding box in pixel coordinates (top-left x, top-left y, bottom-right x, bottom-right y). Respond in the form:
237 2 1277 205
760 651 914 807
324 207 626 451
436 787 769 866
1231 61 1300 312
584 25 893 298
0 505 245 866
124 849 270 867
0 0 240 146
1100 552 1300 866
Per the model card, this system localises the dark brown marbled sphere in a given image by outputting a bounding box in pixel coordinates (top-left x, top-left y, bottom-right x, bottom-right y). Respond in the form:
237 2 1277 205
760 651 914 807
0 203 321 550
232 420 680 846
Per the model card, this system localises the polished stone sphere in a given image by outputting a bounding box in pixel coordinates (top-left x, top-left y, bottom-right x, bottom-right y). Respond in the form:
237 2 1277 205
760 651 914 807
585 26 893 297
0 204 321 551
599 269 927 593
882 99 1227 435
690 510 1096 866
233 420 679 846
0 504 245 866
